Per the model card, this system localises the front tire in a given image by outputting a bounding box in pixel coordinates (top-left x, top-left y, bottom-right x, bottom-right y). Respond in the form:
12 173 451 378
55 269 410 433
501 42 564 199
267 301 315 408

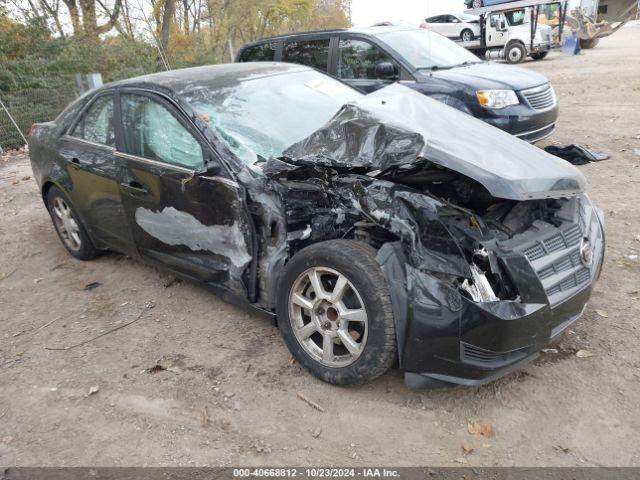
460 29 474 42
276 240 396 385
505 42 526 64
46 186 98 261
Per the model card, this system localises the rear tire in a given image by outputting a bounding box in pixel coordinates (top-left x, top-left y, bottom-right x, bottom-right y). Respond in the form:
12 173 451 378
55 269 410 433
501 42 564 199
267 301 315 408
531 51 549 61
276 240 396 385
46 186 98 261
505 42 526 64
472 0 483 8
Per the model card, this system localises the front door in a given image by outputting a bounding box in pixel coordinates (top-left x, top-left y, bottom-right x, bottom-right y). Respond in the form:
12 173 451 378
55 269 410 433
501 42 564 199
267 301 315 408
59 92 134 254
486 13 508 47
335 37 396 93
115 91 254 295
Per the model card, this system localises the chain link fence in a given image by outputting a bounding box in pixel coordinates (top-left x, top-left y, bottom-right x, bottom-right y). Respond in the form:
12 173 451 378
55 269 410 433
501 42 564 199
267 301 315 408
0 76 78 152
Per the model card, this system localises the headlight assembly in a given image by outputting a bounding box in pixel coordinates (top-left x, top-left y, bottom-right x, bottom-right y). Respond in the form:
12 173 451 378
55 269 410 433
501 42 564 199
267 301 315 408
476 89 519 109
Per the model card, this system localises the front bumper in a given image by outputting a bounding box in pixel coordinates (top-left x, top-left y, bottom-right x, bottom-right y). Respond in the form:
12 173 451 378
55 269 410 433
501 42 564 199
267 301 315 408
379 195 605 388
479 84 558 143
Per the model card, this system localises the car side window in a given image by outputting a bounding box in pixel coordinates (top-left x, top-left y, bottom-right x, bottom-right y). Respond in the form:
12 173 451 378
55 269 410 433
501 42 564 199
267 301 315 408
425 16 440 23
337 38 392 80
120 94 204 170
490 13 501 27
238 43 276 62
71 95 115 147
282 39 330 71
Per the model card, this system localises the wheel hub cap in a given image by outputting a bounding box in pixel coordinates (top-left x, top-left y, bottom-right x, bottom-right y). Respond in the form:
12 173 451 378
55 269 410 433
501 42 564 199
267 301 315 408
289 267 368 367
52 197 82 252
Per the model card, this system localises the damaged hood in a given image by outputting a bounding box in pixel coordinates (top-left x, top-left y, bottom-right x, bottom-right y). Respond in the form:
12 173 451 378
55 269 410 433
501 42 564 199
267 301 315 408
283 84 586 201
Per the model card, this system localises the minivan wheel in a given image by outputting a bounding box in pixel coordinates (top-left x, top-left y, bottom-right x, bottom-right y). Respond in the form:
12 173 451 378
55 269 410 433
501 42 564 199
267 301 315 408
472 0 483 8
47 186 98 260
461 29 474 42
505 42 526 64
276 240 396 385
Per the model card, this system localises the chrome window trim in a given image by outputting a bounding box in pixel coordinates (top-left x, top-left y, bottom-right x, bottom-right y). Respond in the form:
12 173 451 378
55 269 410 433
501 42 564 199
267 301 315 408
114 151 198 175
199 175 240 189
62 134 116 151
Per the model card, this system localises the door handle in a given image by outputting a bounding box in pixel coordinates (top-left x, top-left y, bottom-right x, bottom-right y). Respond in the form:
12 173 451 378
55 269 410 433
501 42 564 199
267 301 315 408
69 157 84 169
122 180 148 194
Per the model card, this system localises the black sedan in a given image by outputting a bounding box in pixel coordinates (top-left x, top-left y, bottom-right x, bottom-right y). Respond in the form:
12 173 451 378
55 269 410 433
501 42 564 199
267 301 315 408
28 63 604 388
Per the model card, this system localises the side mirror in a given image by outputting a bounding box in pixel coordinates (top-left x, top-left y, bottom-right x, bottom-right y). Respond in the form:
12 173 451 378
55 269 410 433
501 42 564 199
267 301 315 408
375 61 397 80
203 151 222 175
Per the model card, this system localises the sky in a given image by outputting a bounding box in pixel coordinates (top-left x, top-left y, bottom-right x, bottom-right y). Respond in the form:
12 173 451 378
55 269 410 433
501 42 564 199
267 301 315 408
350 0 471 27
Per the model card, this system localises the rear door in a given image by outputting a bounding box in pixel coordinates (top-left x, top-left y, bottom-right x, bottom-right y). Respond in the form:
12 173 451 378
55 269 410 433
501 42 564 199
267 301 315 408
281 37 332 73
424 15 445 35
441 15 461 38
59 92 134 254
115 90 254 294
334 37 398 93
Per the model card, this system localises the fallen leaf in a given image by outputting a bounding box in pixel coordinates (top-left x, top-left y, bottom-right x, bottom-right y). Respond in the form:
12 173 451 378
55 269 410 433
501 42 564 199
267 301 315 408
84 282 102 291
88 386 100 395
312 427 322 439
576 350 593 358
554 445 571 454
34 278 43 284
2 436 13 444
147 364 166 374
595 310 608 318
468 421 495 438
461 443 474 455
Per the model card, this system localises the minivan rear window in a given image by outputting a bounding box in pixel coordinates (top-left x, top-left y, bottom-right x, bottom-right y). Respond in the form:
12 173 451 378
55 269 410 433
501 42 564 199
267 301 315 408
282 39 330 71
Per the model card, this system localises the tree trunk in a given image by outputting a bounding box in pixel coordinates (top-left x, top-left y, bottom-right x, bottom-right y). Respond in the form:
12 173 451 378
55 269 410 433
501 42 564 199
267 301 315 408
62 0 82 35
160 0 175 56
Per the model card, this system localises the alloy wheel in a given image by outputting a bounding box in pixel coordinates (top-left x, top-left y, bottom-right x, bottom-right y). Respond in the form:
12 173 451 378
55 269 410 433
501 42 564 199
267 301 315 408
51 197 82 252
288 267 368 368
462 30 473 42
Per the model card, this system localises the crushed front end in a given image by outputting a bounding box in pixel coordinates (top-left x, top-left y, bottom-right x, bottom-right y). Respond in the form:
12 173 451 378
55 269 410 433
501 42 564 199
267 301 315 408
259 83 605 387
376 192 605 387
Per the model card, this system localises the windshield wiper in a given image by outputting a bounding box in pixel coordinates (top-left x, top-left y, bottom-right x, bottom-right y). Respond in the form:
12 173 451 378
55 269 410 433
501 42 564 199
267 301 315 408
448 61 482 68
416 65 453 71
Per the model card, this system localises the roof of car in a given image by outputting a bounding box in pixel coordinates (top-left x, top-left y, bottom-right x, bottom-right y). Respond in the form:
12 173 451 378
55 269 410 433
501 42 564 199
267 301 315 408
241 25 418 46
105 62 311 96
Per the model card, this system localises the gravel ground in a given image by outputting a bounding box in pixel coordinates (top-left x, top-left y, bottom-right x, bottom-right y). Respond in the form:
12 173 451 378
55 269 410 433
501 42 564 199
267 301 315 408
1 26 639 467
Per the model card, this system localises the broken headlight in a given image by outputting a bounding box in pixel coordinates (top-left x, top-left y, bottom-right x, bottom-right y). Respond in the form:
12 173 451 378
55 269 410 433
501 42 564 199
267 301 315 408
476 89 519 109
460 264 499 302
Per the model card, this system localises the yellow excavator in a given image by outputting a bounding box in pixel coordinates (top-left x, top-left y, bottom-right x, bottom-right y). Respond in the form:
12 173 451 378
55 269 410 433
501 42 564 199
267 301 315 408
539 0 638 48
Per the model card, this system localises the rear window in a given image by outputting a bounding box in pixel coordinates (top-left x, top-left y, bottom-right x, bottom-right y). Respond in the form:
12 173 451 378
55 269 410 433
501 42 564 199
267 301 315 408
238 43 277 62
282 39 330 71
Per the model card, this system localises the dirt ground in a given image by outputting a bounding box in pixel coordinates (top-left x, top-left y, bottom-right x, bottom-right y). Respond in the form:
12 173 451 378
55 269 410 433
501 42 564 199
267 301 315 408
1 26 639 468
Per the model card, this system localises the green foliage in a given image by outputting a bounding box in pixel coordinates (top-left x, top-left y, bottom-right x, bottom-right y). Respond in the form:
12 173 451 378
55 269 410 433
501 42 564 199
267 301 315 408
0 0 351 149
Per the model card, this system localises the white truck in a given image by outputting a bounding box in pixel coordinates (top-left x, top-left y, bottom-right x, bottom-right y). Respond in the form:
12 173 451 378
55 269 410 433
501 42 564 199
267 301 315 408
464 0 568 63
